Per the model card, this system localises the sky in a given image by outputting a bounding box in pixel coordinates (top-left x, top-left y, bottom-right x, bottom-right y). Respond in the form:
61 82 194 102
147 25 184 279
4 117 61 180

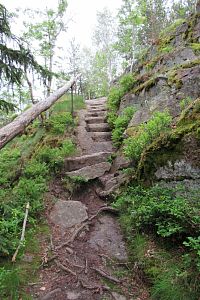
1 0 122 46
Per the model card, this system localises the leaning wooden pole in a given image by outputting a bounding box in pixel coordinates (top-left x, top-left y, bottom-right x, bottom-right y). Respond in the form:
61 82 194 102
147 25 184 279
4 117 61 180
0 74 81 150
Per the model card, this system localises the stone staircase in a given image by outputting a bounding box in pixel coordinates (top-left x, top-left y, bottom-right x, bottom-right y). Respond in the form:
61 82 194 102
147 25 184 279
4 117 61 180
63 97 127 195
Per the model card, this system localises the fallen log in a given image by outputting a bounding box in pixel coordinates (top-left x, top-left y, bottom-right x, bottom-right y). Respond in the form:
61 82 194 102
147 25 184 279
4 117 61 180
0 74 81 150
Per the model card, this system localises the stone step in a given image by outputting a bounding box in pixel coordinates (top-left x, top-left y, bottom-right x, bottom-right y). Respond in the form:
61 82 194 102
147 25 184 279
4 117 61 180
85 99 106 106
96 172 127 197
65 162 111 181
87 108 107 114
86 111 106 117
90 132 112 142
93 141 114 153
85 116 106 124
86 104 106 109
87 123 110 132
63 151 112 171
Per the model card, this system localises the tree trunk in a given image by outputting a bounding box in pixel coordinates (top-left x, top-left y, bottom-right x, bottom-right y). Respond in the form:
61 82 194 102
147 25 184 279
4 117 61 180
0 75 81 150
24 72 35 104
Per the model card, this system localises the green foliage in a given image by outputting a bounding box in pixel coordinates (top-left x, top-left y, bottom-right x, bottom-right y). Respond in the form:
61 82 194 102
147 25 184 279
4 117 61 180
107 74 136 119
119 74 136 93
112 106 137 147
180 97 193 111
23 160 49 179
0 148 21 186
53 94 85 113
107 86 123 112
0 267 21 299
114 184 200 259
183 236 200 272
46 112 74 134
151 268 193 300
159 45 174 54
0 99 16 113
124 111 172 160
190 43 200 53
159 18 185 38
107 111 118 128
113 183 200 298
36 139 75 171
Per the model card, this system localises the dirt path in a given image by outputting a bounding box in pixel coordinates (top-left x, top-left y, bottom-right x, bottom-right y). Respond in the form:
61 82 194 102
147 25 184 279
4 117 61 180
27 98 149 300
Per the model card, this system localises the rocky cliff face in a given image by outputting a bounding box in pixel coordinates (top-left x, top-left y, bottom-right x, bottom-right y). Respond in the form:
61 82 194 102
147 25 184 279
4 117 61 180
113 12 200 185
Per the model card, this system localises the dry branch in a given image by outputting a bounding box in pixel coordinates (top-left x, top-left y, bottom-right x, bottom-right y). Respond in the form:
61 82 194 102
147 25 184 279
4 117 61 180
91 267 121 284
12 202 30 262
0 74 81 149
55 260 77 276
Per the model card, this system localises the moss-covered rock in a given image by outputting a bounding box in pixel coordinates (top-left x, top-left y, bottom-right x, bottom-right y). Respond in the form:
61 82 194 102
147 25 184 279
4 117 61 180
137 98 200 184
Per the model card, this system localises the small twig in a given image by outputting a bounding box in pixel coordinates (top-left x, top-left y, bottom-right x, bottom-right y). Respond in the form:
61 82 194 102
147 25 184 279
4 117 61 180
91 267 121 284
55 260 77 276
84 257 88 274
66 246 74 254
12 202 30 262
99 253 114 263
56 222 88 250
28 281 44 286
89 206 118 221
65 257 84 269
80 280 110 292
50 235 54 251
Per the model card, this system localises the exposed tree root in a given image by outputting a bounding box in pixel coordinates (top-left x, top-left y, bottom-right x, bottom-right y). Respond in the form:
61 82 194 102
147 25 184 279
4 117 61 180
91 267 121 284
56 222 88 250
89 206 118 221
55 260 77 277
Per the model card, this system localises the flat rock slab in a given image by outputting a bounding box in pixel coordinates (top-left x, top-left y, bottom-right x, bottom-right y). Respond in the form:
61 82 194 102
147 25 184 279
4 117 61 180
66 162 111 180
87 123 110 132
89 215 127 261
85 116 106 124
91 131 111 142
50 200 88 229
64 151 112 171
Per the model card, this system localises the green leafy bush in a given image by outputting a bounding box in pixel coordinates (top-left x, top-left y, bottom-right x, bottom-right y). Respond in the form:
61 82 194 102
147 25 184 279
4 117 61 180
119 74 136 93
179 97 192 111
0 148 21 186
107 74 136 114
114 184 200 269
124 111 172 160
36 139 75 171
47 112 74 134
112 106 137 147
107 86 123 112
107 111 118 128
23 160 49 179
0 267 21 299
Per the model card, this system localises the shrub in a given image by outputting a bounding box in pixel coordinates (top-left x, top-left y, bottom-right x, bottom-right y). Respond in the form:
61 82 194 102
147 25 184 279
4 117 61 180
23 160 49 179
124 111 172 160
180 97 192 111
113 184 200 272
0 148 21 186
107 111 118 128
47 112 74 134
119 74 136 93
0 267 21 299
112 106 137 147
107 86 123 112
36 139 75 171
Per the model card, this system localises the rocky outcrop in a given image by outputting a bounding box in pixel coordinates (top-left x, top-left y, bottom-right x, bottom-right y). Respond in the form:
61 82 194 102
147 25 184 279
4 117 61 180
111 12 200 187
118 14 200 129
136 98 200 183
